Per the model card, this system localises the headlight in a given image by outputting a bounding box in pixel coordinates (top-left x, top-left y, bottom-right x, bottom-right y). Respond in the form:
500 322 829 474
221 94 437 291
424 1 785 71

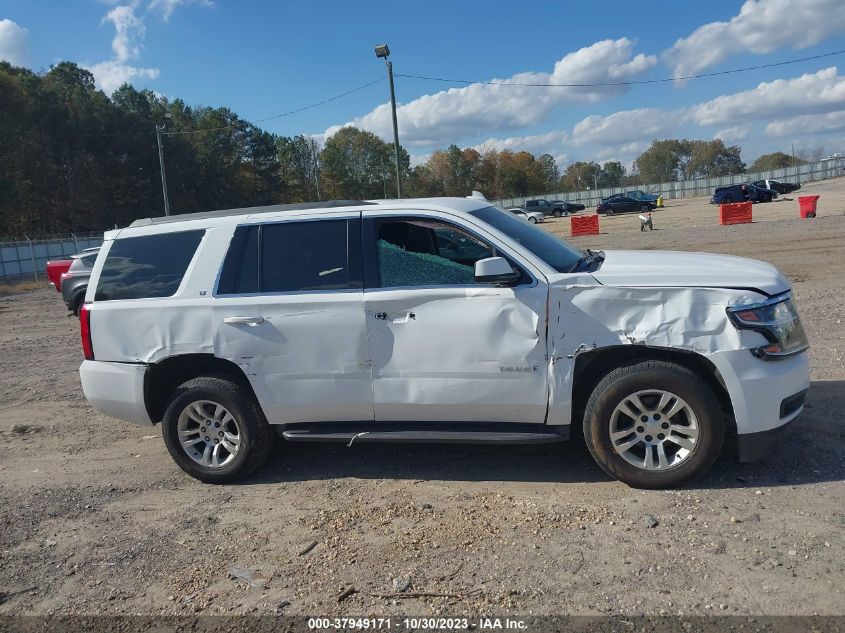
727 294 809 360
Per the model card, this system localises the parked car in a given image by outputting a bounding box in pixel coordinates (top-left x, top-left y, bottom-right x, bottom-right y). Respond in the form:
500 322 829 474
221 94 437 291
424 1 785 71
550 200 585 214
46 259 73 292
601 191 659 204
78 198 809 489
61 249 99 315
751 179 800 195
596 196 657 216
524 199 571 217
46 247 100 292
710 183 777 204
507 207 544 224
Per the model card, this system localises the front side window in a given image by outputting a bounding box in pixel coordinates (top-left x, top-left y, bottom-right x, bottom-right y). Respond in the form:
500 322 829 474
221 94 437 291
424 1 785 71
469 206 582 273
95 230 204 301
376 219 495 288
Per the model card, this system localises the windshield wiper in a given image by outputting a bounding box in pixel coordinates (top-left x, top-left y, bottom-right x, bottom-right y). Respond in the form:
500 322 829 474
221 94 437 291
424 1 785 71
570 248 605 272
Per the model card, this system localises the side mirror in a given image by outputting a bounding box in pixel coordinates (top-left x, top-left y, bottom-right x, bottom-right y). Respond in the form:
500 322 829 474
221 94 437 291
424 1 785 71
474 257 520 285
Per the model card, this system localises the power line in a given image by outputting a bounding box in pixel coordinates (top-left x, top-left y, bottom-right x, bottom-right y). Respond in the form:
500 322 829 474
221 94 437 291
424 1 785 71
395 48 845 88
58 76 385 139
163 76 385 136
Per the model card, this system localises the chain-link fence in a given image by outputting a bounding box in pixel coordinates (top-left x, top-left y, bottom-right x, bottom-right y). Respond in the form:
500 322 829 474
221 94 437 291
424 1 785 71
494 156 845 209
0 234 104 282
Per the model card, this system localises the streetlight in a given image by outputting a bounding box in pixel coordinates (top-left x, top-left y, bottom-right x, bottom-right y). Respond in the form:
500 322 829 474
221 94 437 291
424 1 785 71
155 112 172 216
374 43 402 198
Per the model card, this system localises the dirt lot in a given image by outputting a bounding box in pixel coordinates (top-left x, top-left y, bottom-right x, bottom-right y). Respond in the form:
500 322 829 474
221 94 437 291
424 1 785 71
1 181 844 619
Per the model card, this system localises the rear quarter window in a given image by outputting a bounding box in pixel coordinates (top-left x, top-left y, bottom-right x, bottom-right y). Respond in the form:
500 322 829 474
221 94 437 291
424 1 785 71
94 230 204 301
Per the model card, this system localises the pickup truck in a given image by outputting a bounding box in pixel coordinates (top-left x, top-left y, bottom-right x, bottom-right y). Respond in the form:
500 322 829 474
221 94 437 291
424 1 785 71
46 259 73 292
78 197 809 488
751 179 800 195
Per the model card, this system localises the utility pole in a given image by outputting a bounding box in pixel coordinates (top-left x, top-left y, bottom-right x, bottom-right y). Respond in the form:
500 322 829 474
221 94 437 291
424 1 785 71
155 123 171 216
791 143 796 169
375 44 402 198
311 137 321 201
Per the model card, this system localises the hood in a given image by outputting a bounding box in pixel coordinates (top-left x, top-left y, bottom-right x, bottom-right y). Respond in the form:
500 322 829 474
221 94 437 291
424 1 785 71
592 250 789 296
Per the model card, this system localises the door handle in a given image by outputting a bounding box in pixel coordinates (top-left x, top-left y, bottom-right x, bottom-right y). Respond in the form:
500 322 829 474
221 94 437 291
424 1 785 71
373 312 415 323
223 316 265 326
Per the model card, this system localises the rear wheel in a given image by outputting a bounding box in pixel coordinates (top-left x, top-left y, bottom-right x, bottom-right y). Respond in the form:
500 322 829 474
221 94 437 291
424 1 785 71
553 209 562 218
72 292 85 317
161 376 275 483
583 360 724 488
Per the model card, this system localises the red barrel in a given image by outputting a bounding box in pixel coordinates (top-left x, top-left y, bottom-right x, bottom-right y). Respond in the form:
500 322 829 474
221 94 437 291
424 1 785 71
798 195 820 218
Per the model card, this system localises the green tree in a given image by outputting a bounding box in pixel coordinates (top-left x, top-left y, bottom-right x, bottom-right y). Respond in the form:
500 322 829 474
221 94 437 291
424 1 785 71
320 127 409 200
749 151 806 172
599 161 626 187
560 161 601 191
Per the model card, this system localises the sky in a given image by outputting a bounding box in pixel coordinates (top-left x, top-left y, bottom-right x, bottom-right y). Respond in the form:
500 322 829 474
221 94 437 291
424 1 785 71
2 0 845 169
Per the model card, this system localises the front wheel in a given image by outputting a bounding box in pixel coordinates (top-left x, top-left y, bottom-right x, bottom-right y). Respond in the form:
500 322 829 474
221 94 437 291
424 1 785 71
553 209 562 218
583 360 724 488
605 209 614 216
161 376 275 483
640 204 650 212
528 216 537 224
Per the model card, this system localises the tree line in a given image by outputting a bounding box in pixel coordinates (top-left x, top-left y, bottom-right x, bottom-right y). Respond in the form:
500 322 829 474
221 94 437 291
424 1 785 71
0 61 811 237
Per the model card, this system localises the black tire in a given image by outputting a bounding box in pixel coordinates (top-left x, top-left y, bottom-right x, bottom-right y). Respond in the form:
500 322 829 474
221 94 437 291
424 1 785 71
640 204 650 212
582 360 724 489
161 376 275 483
528 216 537 224
553 209 562 218
605 208 614 216
72 291 85 317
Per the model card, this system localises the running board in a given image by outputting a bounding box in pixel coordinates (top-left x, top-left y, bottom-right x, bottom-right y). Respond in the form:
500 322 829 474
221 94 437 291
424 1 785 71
281 424 568 445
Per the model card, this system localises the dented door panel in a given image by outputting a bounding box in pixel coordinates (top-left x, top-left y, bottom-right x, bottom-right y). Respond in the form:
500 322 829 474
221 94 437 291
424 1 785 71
213 292 373 424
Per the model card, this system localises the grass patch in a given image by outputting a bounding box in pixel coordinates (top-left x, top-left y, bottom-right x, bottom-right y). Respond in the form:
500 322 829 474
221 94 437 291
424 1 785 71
0 279 43 296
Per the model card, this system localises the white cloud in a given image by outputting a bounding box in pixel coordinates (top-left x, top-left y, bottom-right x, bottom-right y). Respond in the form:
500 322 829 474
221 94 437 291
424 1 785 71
87 60 160 94
664 0 845 79
325 38 657 147
103 3 145 62
148 0 212 22
0 18 29 67
714 124 751 143
572 108 679 145
472 130 571 165
765 111 845 136
687 67 845 127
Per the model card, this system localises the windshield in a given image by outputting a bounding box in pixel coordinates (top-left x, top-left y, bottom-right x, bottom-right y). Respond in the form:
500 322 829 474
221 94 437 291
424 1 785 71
469 206 583 273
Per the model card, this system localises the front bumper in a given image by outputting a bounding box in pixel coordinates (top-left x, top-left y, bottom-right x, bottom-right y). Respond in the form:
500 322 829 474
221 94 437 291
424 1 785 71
709 347 810 436
80 360 152 425
736 388 806 461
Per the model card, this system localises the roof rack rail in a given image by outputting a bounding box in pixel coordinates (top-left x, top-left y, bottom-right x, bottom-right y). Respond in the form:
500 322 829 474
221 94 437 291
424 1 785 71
129 200 376 228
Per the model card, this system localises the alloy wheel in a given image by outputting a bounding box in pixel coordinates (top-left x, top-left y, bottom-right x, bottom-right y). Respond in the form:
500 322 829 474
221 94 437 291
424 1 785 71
608 389 699 471
177 399 241 468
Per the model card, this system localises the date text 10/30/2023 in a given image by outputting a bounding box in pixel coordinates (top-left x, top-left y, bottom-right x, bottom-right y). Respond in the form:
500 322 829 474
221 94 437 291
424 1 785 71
307 617 528 630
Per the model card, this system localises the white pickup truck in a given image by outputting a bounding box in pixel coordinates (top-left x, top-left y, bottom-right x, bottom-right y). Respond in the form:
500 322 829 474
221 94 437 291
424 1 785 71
78 197 809 488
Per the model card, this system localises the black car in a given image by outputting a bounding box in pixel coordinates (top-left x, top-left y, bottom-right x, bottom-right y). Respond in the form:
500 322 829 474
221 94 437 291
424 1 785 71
61 249 98 316
751 179 800 195
710 183 776 204
596 196 656 216
550 200 585 214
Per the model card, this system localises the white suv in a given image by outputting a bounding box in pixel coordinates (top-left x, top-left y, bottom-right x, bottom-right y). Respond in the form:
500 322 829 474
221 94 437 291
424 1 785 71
79 197 810 488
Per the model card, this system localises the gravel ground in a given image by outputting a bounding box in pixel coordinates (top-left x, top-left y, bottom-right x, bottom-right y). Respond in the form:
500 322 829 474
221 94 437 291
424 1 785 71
0 182 843 619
